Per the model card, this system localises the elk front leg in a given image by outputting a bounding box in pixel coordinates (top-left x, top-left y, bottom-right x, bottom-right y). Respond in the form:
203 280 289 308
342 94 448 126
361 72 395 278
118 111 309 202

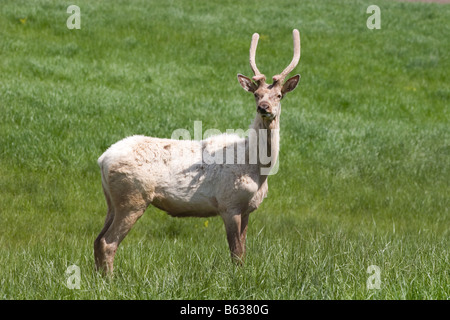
240 213 249 260
222 213 244 264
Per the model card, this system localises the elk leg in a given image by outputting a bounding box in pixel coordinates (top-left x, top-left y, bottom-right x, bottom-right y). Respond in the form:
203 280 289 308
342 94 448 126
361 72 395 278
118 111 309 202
240 213 249 260
95 207 145 274
222 213 244 264
94 185 115 264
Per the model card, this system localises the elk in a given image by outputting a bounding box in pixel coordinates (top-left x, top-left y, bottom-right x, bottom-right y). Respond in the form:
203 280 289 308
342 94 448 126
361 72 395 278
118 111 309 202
94 29 301 274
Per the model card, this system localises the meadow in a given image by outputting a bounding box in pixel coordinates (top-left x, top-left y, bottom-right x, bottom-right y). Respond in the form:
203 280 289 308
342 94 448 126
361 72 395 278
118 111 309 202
0 0 448 299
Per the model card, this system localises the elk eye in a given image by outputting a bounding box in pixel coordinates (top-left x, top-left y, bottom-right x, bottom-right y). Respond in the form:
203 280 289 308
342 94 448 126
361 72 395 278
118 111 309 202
254 93 259 98
277 94 282 99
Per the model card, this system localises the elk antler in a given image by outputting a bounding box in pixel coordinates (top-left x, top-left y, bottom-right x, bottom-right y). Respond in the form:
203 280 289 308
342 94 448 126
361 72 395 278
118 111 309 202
249 33 266 83
272 29 300 84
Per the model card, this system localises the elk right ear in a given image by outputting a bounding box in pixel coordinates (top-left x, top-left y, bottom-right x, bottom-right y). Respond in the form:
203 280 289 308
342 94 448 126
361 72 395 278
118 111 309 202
237 74 257 93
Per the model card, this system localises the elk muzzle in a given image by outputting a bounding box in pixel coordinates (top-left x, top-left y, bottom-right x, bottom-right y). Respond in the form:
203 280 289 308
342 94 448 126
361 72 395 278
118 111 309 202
257 102 272 117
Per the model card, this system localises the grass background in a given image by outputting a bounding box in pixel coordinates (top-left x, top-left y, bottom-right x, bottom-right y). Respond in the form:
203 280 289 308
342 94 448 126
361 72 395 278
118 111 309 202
0 0 448 299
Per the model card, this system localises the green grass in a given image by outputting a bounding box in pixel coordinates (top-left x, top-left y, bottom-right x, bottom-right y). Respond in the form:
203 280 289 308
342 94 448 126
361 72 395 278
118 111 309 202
0 0 449 299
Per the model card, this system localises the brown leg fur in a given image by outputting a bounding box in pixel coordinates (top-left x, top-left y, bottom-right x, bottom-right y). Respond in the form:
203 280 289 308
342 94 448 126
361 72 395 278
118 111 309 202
222 213 244 264
94 186 115 272
94 172 147 274
240 214 249 261
95 207 145 274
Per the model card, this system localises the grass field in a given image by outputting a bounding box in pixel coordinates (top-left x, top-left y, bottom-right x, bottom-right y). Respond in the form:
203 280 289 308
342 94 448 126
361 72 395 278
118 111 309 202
0 0 448 299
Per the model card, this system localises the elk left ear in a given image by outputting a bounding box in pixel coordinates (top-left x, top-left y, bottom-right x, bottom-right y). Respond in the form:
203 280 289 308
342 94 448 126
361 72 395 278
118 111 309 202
281 74 301 95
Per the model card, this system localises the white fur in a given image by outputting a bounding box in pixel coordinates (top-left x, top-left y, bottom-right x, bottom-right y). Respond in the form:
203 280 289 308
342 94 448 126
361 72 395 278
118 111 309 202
94 29 300 273
98 128 268 218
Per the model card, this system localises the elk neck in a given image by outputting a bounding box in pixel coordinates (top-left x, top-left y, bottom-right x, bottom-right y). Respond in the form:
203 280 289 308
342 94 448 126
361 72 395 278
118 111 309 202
249 110 280 178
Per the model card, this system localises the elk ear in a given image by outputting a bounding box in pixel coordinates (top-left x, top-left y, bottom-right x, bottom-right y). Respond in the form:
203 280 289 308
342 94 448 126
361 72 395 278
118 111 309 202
281 74 300 95
237 74 257 93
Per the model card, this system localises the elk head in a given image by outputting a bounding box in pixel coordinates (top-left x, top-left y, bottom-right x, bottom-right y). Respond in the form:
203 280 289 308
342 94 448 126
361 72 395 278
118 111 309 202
237 29 301 120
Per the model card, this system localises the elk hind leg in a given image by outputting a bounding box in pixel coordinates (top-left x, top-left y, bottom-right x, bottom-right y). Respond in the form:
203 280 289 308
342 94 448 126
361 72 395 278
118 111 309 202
94 186 115 271
95 172 147 274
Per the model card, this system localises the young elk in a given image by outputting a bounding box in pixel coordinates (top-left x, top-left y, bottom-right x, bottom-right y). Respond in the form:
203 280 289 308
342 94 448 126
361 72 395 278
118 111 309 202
94 29 301 274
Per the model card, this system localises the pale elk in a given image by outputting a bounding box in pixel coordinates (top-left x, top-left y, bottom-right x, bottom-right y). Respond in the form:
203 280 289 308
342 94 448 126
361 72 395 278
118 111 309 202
94 29 301 273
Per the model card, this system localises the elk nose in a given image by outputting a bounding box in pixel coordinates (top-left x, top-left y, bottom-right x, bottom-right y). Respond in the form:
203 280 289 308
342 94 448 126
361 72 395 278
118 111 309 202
257 103 270 114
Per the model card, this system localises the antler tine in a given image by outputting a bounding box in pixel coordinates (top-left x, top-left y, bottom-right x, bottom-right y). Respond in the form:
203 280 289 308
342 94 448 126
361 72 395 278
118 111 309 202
273 29 300 83
249 33 266 83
